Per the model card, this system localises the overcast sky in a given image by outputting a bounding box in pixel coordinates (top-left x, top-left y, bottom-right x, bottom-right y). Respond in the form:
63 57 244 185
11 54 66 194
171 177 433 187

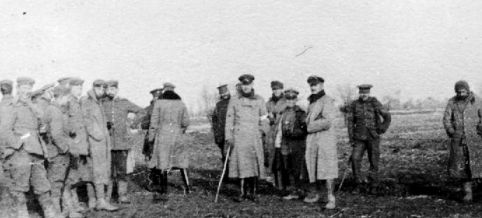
1 0 481 110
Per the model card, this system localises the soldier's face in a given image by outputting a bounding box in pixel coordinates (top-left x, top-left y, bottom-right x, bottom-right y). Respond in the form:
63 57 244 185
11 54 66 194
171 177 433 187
106 87 118 97
456 89 469 98
220 92 230 100
17 84 33 99
272 88 283 97
359 93 370 100
71 85 83 98
286 99 297 107
241 83 253 94
310 83 323 94
93 86 105 98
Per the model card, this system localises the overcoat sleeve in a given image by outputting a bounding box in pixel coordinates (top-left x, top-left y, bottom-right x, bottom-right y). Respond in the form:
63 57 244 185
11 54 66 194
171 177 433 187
307 98 335 133
181 103 190 129
346 103 355 142
375 99 391 134
224 99 235 143
81 100 103 141
49 107 72 153
0 106 22 149
148 101 160 142
443 100 455 137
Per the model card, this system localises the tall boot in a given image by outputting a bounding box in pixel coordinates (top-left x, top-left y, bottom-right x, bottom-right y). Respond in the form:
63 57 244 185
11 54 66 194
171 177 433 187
118 180 130 204
325 180 336 210
63 189 84 218
106 181 113 203
87 184 96 209
11 191 29 218
70 188 84 212
149 168 161 192
95 183 119 211
247 177 259 202
463 181 473 203
162 171 168 194
153 171 168 202
234 179 246 202
180 169 191 194
38 192 62 218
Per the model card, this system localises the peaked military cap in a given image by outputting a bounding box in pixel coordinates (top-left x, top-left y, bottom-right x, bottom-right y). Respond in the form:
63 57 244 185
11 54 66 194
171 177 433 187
163 82 176 89
217 84 229 94
0 79 13 87
93 79 106 87
17 77 35 86
238 74 255 85
150 88 163 94
284 88 299 100
53 85 70 97
307 76 324 85
270 81 284 90
106 80 119 88
57 77 73 86
69 78 84 86
357 84 373 93
31 83 55 98
454 80 470 92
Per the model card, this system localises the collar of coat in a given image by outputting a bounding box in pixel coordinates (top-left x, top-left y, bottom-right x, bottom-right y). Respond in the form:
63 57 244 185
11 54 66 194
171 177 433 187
308 90 326 104
238 89 258 100
87 90 102 103
161 90 181 100
269 93 284 103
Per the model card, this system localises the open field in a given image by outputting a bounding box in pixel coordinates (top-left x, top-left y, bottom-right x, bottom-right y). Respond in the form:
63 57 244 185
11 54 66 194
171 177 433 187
3 111 482 217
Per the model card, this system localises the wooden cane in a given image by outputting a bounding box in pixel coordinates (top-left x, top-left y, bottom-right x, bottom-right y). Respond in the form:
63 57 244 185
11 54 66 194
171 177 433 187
214 146 231 203
337 157 352 192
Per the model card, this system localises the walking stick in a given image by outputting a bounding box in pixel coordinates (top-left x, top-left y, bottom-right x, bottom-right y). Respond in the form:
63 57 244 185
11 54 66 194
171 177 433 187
337 157 352 192
214 146 231 203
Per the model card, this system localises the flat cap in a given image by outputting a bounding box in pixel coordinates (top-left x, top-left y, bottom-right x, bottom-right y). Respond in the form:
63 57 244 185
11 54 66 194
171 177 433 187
106 80 119 88
270 81 284 90
69 78 84 86
17 77 35 86
217 84 229 94
53 85 70 97
284 88 299 100
150 88 163 94
0 79 13 87
357 84 373 93
307 76 324 85
238 74 255 85
163 82 176 89
93 79 106 87
57 77 73 86
31 83 55 98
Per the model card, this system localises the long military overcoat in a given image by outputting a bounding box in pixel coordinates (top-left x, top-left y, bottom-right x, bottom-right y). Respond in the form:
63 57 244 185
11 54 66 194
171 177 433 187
81 90 111 185
305 94 338 182
443 93 482 179
225 93 268 179
148 91 190 170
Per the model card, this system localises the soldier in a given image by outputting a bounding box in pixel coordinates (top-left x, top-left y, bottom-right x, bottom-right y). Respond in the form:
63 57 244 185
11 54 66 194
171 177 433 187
163 82 176 92
57 77 74 89
443 80 482 203
102 80 145 204
66 78 96 212
211 84 230 165
225 74 268 202
0 79 14 201
347 84 391 194
271 88 308 200
81 80 118 211
266 81 288 188
148 83 190 202
33 84 85 218
303 76 337 209
0 77 61 217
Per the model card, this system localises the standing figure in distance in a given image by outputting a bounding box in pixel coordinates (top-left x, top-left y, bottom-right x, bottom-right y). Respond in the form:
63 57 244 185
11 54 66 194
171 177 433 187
211 84 231 178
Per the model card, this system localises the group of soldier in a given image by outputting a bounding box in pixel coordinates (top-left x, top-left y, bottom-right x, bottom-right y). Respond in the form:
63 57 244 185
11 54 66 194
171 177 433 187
211 74 482 209
0 77 191 218
0 73 481 217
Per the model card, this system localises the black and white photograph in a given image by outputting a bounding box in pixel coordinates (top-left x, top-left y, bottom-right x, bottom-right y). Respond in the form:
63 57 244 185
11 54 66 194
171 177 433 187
0 0 482 217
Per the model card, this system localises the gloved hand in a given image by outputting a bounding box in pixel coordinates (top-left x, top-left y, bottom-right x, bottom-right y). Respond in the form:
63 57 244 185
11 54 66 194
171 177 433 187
69 131 77 138
225 139 234 151
106 121 113 130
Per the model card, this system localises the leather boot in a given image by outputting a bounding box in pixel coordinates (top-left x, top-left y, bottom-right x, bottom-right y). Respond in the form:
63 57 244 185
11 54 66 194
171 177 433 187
118 180 130 204
12 191 29 218
247 177 258 202
87 184 96 209
325 180 336 210
95 183 119 211
70 188 84 212
181 169 191 194
63 189 84 218
463 181 473 203
233 179 246 202
38 192 63 218
106 181 113 203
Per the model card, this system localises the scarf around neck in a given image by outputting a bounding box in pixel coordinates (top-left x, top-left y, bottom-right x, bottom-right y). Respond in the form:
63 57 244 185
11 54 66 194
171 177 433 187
308 90 326 104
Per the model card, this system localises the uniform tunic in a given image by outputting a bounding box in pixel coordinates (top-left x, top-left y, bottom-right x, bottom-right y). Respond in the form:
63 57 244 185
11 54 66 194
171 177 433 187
225 93 268 179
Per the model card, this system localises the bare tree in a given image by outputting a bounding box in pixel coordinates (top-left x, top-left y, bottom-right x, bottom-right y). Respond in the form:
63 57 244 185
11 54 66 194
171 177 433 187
336 83 357 126
199 85 218 124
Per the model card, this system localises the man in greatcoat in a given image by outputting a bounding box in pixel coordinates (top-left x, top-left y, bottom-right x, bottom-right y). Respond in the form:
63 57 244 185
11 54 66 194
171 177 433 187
103 80 145 204
225 74 268 202
443 80 482 203
148 84 190 201
303 76 338 209
0 77 61 218
211 84 231 165
265 81 288 188
0 79 14 197
81 80 118 211
347 84 391 194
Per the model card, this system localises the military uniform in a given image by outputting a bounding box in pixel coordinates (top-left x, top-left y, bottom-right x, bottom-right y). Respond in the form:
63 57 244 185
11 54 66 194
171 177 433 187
102 80 144 203
0 80 14 199
212 84 230 162
347 85 391 187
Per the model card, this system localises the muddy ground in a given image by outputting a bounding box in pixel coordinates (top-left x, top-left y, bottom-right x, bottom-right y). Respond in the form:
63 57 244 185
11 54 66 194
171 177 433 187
2 112 482 217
